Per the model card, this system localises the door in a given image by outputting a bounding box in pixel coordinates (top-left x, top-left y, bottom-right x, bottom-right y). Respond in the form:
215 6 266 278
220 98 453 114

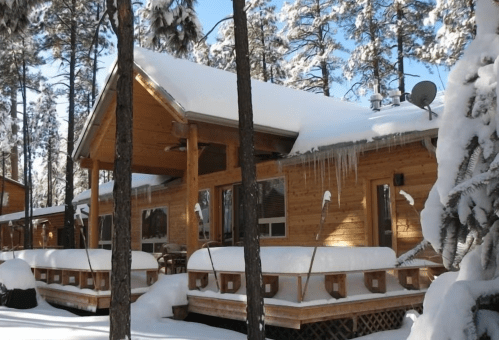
221 186 233 246
371 179 395 249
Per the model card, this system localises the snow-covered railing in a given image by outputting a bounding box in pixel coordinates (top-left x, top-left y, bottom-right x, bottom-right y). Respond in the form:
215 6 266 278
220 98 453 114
187 247 444 302
0 249 159 292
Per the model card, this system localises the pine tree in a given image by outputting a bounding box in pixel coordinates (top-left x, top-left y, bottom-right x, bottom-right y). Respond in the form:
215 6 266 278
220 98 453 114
280 0 344 96
339 0 394 99
211 0 286 83
139 0 203 57
0 0 42 35
422 0 476 66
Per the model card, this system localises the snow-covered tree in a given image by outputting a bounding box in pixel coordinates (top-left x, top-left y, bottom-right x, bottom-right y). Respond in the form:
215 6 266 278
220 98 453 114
30 83 60 208
140 0 203 56
281 0 344 96
385 0 435 96
0 0 42 35
211 0 286 83
339 0 394 99
422 0 476 66
407 1 499 338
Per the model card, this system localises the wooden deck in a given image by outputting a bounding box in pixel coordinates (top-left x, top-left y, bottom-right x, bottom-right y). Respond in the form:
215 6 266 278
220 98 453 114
187 264 443 330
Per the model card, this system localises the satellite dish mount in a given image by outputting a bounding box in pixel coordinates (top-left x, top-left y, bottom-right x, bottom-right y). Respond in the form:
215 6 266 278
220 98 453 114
407 81 438 121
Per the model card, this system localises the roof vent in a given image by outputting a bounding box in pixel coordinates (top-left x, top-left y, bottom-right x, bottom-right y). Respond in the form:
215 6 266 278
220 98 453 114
389 90 401 106
370 80 382 111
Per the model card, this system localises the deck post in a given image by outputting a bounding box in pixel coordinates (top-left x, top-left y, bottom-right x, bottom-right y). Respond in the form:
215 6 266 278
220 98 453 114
187 124 199 259
89 159 100 248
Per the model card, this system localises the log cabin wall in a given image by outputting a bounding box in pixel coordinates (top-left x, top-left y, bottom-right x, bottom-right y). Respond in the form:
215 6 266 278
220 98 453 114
104 139 436 258
1 179 25 215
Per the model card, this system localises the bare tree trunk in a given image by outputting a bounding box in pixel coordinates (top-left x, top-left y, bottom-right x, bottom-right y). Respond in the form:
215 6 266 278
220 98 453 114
10 86 18 181
47 138 53 207
63 0 77 249
107 0 133 339
22 47 32 250
396 4 405 100
232 1 265 339
1 152 5 215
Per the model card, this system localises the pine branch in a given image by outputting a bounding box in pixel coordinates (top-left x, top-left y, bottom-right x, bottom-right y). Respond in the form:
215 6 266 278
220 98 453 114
396 239 430 267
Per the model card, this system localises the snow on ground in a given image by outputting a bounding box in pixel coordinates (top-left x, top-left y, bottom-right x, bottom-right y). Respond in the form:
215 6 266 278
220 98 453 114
355 310 418 340
0 271 246 340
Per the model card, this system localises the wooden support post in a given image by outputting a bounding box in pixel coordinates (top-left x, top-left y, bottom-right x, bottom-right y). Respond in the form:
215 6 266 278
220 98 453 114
89 159 100 249
262 275 279 298
220 273 241 294
398 268 420 290
297 275 302 303
226 144 238 169
186 125 199 259
325 273 347 299
364 271 386 294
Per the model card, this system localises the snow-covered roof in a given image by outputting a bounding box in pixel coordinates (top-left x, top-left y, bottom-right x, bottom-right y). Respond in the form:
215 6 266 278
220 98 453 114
74 47 444 161
72 174 171 204
0 204 88 224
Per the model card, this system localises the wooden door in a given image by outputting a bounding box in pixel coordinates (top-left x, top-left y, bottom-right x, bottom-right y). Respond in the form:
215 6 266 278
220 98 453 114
220 185 234 246
371 179 396 250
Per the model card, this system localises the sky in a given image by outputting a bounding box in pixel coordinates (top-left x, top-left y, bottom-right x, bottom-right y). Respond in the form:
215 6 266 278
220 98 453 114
95 0 449 107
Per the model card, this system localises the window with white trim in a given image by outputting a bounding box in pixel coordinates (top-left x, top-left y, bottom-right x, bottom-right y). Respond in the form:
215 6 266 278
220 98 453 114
198 189 210 240
98 214 112 250
257 178 286 238
141 207 168 253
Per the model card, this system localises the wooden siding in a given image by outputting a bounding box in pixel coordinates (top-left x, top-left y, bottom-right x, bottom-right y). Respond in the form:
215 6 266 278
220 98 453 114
0 179 25 215
89 140 437 259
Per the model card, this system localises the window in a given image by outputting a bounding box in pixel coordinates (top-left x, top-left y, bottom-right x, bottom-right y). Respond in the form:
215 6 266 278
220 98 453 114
257 178 286 238
98 215 112 250
198 189 210 240
141 207 167 253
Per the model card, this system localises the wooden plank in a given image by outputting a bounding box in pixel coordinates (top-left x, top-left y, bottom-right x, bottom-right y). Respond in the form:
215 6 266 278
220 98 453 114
364 271 386 294
89 159 99 249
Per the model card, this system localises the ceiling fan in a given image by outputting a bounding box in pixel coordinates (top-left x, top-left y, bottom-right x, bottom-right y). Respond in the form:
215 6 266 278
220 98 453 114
164 138 210 152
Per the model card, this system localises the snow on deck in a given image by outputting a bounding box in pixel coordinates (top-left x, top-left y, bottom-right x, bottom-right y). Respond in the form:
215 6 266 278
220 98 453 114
0 249 157 271
188 246 397 273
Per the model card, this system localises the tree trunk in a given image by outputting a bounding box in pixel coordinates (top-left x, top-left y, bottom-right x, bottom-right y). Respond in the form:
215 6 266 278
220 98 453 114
22 48 32 250
47 137 53 207
108 0 133 339
10 86 18 181
396 4 405 100
92 2 100 106
1 152 5 215
63 0 77 249
232 1 265 339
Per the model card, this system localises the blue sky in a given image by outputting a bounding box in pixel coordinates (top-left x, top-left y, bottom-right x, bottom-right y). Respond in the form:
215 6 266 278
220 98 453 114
95 0 448 107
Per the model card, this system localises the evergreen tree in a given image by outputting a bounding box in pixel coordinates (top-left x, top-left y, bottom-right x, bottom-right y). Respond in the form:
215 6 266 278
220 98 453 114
211 0 286 83
139 0 203 56
422 0 476 66
280 0 344 96
30 83 60 208
0 0 42 35
339 0 394 99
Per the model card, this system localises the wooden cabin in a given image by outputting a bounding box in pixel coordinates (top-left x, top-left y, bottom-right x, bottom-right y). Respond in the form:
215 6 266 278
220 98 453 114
71 47 444 333
0 205 87 250
72 47 443 260
0 175 25 216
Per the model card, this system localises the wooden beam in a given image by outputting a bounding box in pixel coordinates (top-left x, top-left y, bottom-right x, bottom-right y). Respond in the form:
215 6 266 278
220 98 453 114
226 144 239 169
172 121 295 154
135 72 187 124
89 160 100 249
78 158 185 177
186 124 199 259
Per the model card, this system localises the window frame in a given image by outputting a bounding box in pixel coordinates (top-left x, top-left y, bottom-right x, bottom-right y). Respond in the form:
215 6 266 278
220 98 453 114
140 206 168 253
198 189 211 240
256 176 287 239
97 214 113 250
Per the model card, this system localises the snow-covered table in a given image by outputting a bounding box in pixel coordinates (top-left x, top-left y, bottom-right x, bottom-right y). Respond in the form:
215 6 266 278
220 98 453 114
187 246 443 302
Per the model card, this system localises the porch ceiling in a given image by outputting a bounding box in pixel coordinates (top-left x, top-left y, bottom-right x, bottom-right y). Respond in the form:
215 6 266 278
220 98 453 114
80 77 187 177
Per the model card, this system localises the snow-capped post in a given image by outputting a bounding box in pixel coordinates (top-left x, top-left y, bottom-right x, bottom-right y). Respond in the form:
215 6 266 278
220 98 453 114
195 203 220 292
302 191 331 301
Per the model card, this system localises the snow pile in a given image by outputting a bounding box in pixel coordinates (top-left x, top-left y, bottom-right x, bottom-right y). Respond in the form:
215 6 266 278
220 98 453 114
0 259 36 290
0 249 158 271
409 248 499 340
356 310 418 340
188 246 396 273
131 273 188 320
72 174 170 203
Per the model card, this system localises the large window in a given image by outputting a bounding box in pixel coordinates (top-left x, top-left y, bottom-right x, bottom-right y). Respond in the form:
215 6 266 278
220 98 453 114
98 214 112 250
198 189 210 240
257 178 286 238
141 207 168 253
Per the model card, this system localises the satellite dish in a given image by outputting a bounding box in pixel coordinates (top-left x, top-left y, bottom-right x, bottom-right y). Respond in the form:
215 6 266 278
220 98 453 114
407 81 438 120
